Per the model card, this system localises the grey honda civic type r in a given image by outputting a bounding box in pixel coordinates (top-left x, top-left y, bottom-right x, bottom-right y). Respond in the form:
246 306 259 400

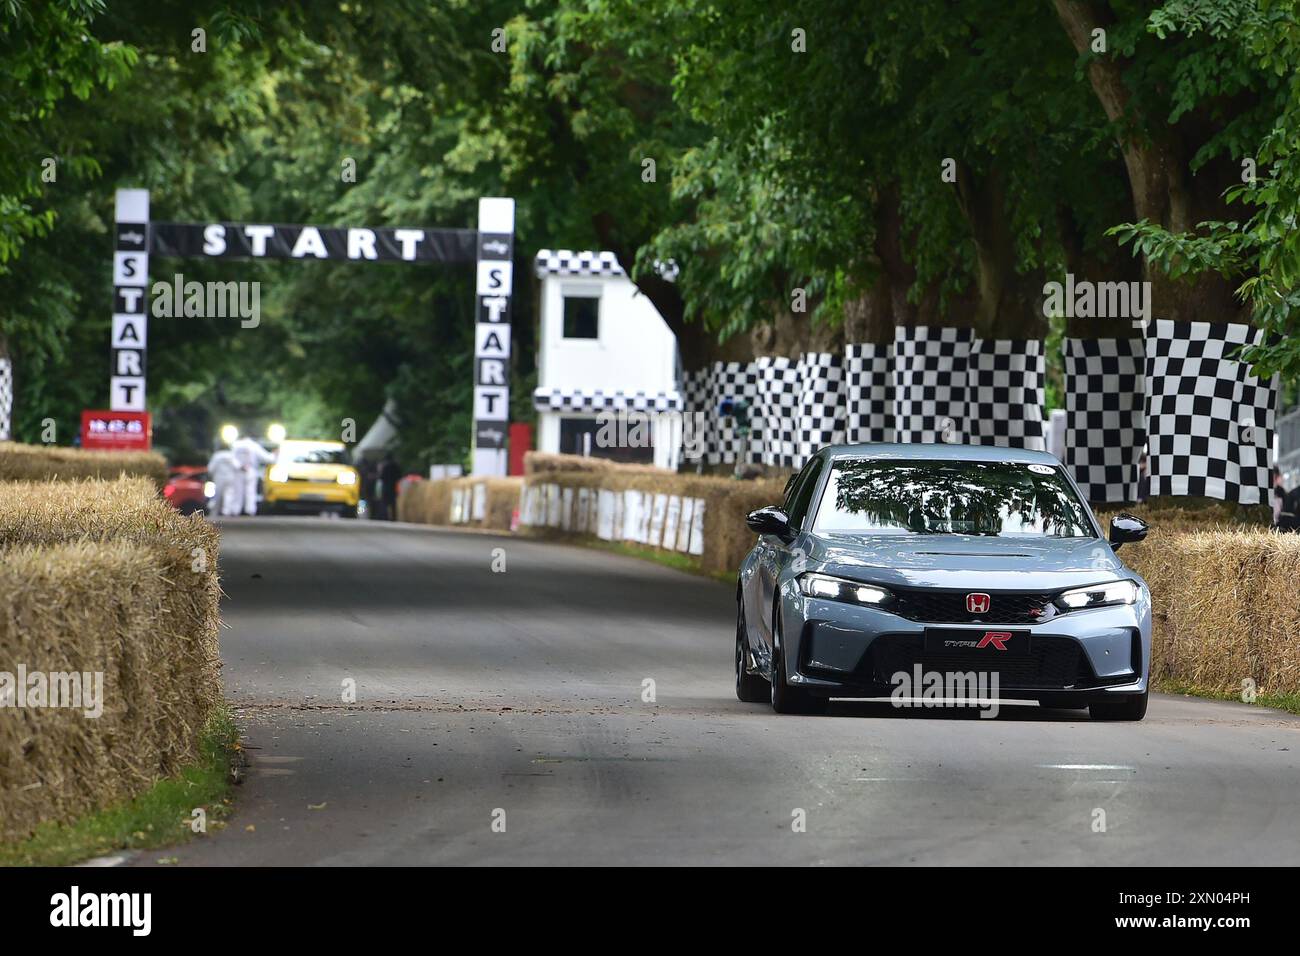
736 444 1153 720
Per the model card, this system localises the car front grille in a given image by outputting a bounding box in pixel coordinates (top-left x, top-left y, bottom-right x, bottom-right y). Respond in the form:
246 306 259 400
866 633 1093 690
888 588 1055 625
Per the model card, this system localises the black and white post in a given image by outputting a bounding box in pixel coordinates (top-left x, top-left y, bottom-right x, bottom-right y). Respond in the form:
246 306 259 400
111 188 150 411
473 197 514 476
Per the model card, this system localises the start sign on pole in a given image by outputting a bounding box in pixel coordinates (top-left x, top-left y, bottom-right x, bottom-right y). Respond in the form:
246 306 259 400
81 410 152 451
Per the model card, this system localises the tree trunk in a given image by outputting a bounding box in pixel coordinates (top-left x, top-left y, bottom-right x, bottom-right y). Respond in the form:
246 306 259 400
1052 0 1248 325
954 161 1048 340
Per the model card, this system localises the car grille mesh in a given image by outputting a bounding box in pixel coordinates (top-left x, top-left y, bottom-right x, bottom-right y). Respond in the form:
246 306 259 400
888 589 1055 625
867 634 1092 690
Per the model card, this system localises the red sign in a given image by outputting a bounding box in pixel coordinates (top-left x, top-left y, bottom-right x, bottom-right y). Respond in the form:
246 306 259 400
81 410 152 451
508 422 532 476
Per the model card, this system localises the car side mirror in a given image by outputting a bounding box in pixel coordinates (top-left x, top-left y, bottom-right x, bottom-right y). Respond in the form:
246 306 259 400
1109 513 1149 550
747 505 794 542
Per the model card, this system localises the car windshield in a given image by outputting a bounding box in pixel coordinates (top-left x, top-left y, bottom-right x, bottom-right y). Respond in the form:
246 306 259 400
811 458 1094 538
284 446 349 465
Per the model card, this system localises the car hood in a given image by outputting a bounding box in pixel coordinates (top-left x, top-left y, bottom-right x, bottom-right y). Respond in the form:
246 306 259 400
803 532 1124 591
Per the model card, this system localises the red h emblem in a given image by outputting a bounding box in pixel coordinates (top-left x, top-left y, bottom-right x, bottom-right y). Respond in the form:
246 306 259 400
966 592 991 615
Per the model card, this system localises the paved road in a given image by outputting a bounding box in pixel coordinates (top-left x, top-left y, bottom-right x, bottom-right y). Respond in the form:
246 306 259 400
148 518 1300 866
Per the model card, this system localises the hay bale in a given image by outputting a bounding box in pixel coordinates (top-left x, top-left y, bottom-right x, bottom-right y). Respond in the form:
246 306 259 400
1119 529 1300 697
0 442 168 488
520 467 784 575
523 451 669 478
0 479 221 841
397 479 450 525
0 542 172 840
398 477 522 531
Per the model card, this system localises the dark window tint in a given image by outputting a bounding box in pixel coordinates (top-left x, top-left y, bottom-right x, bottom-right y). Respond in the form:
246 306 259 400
812 458 1093 537
786 458 824 528
563 296 599 338
288 447 350 465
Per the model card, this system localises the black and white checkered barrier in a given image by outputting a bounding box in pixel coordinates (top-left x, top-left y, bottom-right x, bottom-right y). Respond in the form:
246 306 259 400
756 356 803 466
1145 320 1276 505
844 342 894 444
532 387 683 414
681 366 715 464
710 361 760 465
892 326 974 444
534 249 624 278
683 332 1052 466
966 338 1046 450
793 352 845 464
1062 337 1145 503
0 356 11 441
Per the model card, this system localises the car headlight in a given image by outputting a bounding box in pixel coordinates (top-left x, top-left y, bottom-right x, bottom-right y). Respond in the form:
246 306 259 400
798 572 891 606
203 481 216 498
1055 580 1139 611
337 471 357 486
268 465 289 483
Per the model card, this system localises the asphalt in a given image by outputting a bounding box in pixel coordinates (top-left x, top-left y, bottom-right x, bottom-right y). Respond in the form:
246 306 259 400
141 517 1300 866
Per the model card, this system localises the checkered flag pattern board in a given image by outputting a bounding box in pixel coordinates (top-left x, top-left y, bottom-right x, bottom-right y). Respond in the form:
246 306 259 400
1145 320 1277 505
793 352 845 466
681 366 715 465
0 357 11 441
753 357 803 466
1063 337 1145 503
532 387 683 414
844 342 895 444
709 361 760 465
892 326 973 444
966 339 1046 450
534 249 625 278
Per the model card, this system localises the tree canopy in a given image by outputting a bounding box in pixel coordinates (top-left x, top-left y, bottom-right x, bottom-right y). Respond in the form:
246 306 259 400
2 0 1297 467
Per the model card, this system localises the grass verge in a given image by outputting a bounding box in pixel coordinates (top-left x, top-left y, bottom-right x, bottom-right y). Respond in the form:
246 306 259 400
1154 680 1300 717
0 707 241 867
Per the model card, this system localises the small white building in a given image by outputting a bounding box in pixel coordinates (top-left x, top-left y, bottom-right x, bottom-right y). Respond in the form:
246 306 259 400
532 250 682 470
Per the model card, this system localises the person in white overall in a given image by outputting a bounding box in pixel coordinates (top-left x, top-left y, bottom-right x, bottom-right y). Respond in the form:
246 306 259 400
231 436 275 516
206 448 243 516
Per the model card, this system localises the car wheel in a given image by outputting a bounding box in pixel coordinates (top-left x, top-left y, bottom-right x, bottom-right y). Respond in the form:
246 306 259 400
735 602 769 703
1089 690 1148 721
770 610 827 715
341 504 358 519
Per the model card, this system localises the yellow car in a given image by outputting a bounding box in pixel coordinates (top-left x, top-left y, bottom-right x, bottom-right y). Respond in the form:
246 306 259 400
262 439 360 517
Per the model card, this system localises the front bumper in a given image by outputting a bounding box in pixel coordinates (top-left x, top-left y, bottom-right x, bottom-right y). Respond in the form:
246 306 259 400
264 479 359 508
785 593 1150 703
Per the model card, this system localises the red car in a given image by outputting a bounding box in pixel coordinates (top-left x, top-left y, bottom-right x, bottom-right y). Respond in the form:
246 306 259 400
164 466 211 515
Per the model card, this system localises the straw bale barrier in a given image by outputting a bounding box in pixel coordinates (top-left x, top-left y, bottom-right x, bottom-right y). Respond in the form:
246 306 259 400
0 441 167 488
0 478 221 841
397 477 523 530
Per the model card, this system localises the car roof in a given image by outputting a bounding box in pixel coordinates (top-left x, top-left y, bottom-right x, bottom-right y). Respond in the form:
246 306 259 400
822 442 1063 466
